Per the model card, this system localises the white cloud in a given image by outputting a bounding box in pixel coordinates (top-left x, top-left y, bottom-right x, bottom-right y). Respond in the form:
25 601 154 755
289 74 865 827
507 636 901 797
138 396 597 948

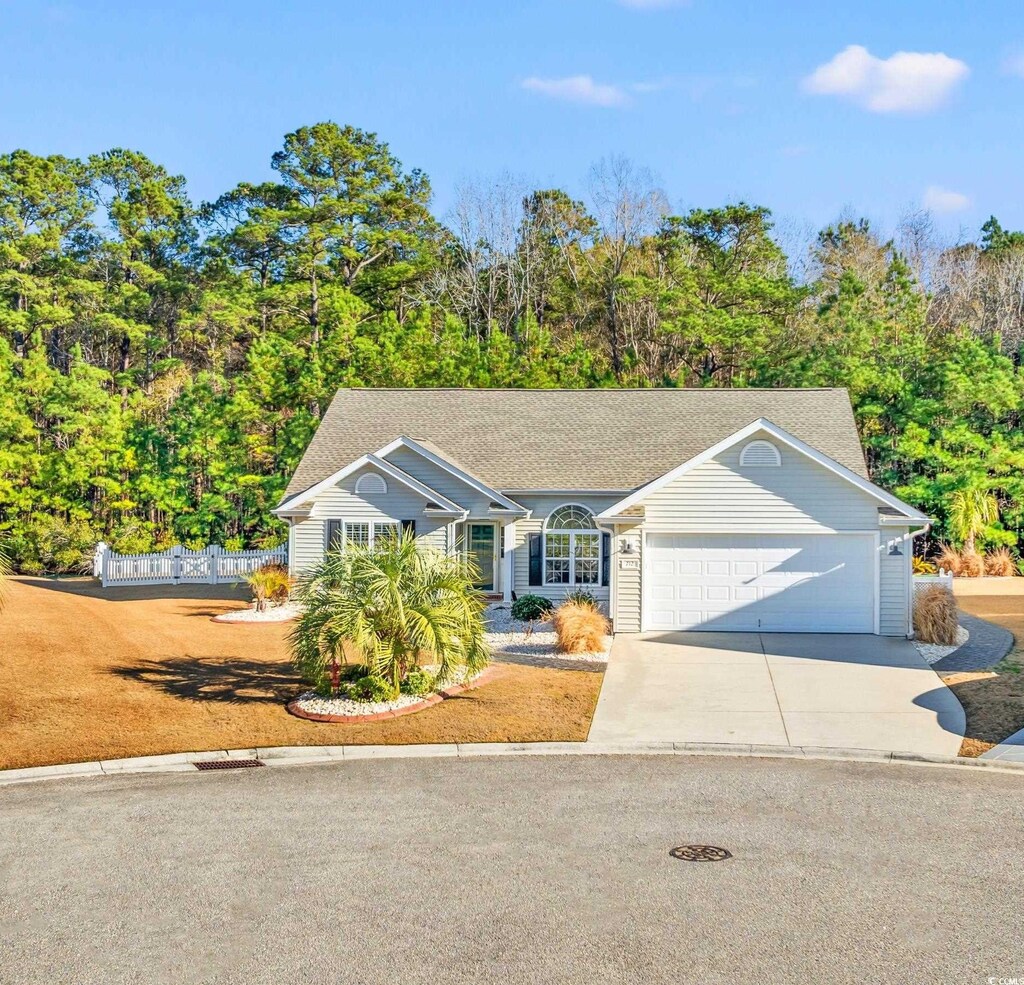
521 75 629 107
802 44 968 113
923 185 971 214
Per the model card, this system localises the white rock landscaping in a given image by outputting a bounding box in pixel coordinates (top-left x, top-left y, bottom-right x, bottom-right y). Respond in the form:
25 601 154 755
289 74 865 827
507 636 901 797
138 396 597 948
914 624 969 665
291 665 482 719
484 604 611 663
213 602 301 623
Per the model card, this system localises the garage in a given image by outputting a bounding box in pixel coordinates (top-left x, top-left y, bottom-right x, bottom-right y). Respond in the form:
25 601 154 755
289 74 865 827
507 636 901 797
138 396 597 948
643 533 876 633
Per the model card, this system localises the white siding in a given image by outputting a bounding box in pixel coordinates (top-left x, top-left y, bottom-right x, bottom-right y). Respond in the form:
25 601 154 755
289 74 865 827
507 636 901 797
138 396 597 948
611 520 643 632
383 447 494 515
643 435 880 533
289 515 326 573
879 531 911 636
511 495 619 604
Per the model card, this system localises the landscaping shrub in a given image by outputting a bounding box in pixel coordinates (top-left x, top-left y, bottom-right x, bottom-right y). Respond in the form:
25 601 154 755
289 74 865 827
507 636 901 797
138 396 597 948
510 594 553 622
959 549 985 578
351 675 399 702
912 556 936 575
913 585 959 645
984 547 1018 577
552 600 610 654
563 589 597 607
935 545 963 577
400 669 437 696
245 562 293 611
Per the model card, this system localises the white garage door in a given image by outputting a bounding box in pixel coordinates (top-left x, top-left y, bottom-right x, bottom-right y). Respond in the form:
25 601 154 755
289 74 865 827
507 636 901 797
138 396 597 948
644 534 876 633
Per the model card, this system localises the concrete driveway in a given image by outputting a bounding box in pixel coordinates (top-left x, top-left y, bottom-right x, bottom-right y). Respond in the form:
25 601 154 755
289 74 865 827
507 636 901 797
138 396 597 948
588 633 965 755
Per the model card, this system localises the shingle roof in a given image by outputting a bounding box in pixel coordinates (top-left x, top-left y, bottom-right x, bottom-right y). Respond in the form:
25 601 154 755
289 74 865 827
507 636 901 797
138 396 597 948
282 387 868 500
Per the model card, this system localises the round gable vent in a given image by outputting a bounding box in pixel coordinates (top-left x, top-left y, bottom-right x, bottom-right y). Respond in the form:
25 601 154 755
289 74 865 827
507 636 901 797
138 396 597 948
355 472 388 495
739 439 781 467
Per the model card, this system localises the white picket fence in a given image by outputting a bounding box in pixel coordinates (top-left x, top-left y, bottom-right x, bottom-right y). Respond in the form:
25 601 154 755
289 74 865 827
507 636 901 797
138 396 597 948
94 542 288 588
913 571 954 596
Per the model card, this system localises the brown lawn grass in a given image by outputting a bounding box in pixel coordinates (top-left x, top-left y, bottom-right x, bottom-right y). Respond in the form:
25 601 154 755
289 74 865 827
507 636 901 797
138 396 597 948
941 593 1024 757
0 577 603 770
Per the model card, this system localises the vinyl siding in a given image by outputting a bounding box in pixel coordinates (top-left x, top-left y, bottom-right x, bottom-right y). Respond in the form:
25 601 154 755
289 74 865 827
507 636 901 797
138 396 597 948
879 531 911 636
611 520 643 632
510 495 619 604
383 447 495 515
642 435 881 533
288 464 449 573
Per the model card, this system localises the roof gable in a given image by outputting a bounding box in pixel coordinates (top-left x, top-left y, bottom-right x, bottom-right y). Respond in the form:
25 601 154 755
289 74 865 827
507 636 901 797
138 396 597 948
274 453 466 516
597 419 929 523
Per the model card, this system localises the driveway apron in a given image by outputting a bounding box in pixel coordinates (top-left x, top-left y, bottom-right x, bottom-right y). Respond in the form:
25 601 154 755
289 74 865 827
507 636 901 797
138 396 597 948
588 632 965 756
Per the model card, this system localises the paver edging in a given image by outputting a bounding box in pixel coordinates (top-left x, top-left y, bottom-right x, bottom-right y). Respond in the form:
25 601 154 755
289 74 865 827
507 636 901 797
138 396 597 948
285 667 498 724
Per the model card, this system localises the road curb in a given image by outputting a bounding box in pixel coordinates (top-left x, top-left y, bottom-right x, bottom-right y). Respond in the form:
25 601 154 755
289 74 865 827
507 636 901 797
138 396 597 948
2 740 1023 786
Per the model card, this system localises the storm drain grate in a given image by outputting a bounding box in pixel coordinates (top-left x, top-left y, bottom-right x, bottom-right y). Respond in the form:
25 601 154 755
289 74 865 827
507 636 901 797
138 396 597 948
669 845 732 862
194 759 264 771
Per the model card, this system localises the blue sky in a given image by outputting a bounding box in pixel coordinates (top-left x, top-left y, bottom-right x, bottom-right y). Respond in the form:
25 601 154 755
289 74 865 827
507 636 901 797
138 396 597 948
2 0 1022 242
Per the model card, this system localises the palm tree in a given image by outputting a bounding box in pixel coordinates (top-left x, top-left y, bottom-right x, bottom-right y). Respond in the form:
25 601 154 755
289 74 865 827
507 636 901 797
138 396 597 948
288 532 489 695
949 484 999 554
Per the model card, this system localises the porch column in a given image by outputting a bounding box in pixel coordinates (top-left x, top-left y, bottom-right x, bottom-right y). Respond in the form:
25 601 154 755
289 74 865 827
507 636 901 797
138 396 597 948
502 521 516 603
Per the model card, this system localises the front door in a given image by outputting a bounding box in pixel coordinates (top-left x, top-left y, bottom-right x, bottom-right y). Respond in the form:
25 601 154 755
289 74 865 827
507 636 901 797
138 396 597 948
467 523 496 591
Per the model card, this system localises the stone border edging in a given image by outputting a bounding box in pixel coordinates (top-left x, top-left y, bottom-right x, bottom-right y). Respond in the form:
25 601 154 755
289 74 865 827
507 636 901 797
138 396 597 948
285 668 498 723
3 740 1023 787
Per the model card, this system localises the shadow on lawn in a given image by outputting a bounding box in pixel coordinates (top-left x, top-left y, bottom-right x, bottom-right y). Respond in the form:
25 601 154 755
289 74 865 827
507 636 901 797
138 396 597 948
16 576 250 604
110 656 303 704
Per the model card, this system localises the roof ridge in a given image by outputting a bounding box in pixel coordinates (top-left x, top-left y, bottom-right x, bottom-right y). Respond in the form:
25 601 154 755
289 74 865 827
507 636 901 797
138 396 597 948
334 387 850 394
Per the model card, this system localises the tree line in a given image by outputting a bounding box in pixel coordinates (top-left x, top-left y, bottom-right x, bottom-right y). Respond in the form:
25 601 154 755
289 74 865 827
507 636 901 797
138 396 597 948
2 121 1023 572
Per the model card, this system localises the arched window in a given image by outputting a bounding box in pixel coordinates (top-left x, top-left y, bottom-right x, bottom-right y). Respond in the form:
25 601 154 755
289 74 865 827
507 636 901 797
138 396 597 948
355 472 388 495
544 504 600 585
739 439 781 467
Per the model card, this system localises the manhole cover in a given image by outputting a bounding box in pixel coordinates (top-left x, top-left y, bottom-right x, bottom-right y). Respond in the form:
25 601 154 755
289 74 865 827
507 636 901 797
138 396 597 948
194 759 264 771
669 845 732 862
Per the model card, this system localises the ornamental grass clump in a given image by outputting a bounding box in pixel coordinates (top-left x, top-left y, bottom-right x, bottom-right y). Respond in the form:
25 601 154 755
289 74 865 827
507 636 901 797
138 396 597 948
935 544 963 577
552 599 611 655
913 585 959 646
289 531 489 696
245 562 293 612
959 549 985 578
984 547 1018 577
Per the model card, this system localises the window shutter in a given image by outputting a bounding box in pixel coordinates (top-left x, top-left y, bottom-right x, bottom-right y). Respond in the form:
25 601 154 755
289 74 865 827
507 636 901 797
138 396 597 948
601 532 611 586
528 533 542 586
401 519 416 538
326 520 343 553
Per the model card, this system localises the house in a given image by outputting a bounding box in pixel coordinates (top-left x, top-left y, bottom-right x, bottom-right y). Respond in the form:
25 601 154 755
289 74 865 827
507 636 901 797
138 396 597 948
273 388 930 636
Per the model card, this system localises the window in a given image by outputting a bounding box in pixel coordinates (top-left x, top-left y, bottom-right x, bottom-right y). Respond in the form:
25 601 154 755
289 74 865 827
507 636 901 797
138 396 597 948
739 439 781 467
544 505 601 586
355 472 388 495
345 522 369 548
373 522 399 545
326 521 398 553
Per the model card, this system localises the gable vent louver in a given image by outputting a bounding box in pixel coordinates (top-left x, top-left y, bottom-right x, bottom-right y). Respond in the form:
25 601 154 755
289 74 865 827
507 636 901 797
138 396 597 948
739 440 781 467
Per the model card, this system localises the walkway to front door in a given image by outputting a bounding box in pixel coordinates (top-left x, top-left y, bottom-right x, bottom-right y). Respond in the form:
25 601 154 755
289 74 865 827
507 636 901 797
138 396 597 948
588 632 965 756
